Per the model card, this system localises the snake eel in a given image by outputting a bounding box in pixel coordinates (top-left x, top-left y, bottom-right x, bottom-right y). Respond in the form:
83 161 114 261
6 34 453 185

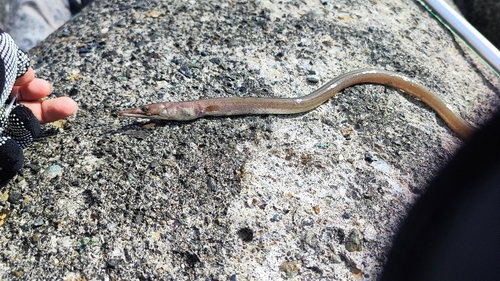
119 69 474 139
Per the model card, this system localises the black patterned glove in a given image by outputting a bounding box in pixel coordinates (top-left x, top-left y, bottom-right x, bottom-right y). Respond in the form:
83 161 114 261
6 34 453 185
0 29 41 181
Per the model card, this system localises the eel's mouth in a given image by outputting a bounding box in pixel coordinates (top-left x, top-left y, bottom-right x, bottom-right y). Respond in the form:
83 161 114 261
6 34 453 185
118 107 150 118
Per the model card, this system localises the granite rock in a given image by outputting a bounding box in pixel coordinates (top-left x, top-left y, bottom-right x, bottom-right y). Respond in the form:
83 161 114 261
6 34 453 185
1 0 499 280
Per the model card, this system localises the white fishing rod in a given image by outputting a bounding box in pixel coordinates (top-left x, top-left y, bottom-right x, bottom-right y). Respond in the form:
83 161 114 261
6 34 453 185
421 0 500 76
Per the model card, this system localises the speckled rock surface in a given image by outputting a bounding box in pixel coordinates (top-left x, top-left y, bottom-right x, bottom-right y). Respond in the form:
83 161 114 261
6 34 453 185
1 0 499 280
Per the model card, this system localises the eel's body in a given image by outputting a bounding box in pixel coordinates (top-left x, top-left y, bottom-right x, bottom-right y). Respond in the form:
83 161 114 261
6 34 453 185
119 69 474 139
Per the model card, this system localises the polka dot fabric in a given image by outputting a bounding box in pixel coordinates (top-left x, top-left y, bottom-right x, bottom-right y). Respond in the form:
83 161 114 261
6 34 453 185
6 104 41 149
0 29 40 181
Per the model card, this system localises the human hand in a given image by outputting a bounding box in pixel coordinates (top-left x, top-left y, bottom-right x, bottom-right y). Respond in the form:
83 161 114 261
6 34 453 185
0 29 77 182
12 67 78 124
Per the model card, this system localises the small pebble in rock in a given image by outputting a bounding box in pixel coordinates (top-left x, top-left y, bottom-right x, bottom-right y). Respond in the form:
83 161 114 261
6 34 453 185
25 163 41 173
172 58 184 65
316 142 329 149
229 274 237 281
301 217 314 227
271 214 282 222
345 229 362 252
371 160 392 174
107 259 119 268
44 165 63 179
33 218 44 228
22 204 31 212
11 270 24 277
115 19 126 27
364 152 374 162
209 57 221 64
60 28 70 37
207 177 217 192
134 213 143 224
135 40 145 48
31 233 41 243
135 1 147 8
200 51 208 56
306 75 320 83
309 266 323 275
279 261 299 278
78 47 90 54
178 65 192 78
304 230 315 246
7 191 23 204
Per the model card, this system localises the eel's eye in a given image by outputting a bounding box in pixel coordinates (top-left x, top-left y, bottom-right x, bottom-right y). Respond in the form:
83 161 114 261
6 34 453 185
141 106 151 115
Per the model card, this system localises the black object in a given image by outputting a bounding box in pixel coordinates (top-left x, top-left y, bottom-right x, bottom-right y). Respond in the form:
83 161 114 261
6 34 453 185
69 0 95 15
381 111 500 281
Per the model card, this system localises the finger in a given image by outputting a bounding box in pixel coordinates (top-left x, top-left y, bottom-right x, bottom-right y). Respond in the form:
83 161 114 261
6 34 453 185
20 97 78 124
14 67 35 86
11 78 52 101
